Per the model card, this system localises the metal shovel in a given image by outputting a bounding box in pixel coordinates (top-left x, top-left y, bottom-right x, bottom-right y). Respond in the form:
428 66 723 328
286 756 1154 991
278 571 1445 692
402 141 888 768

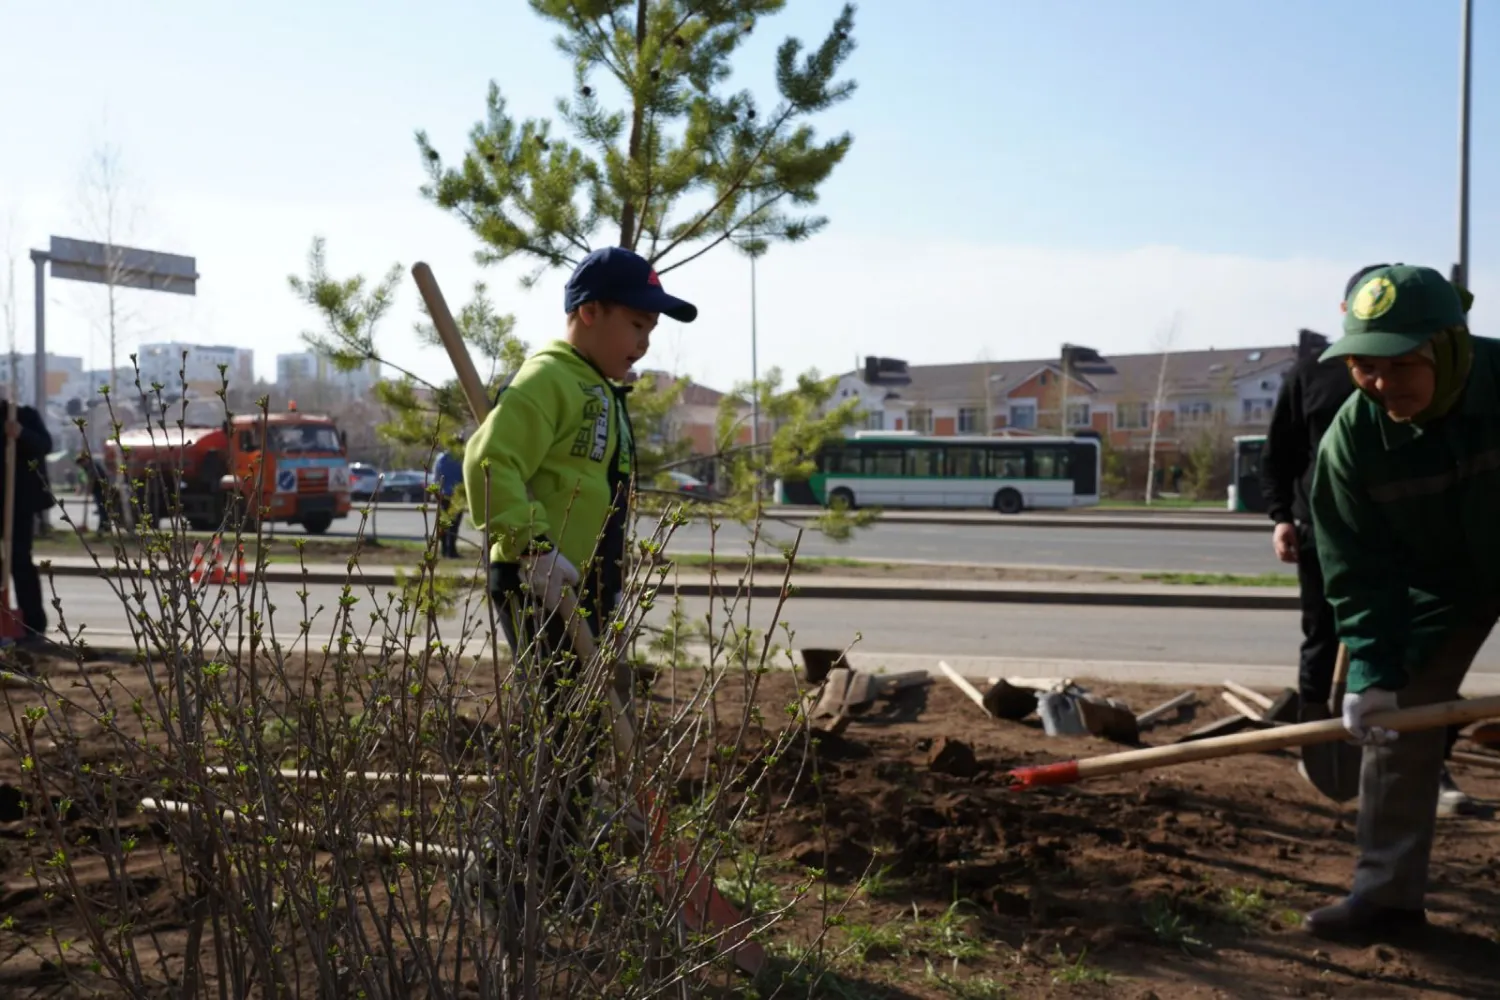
1300 643 1361 803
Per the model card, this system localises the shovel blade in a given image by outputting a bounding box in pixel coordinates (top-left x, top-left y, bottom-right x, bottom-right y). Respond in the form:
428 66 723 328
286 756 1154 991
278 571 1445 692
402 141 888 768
1299 741 1361 802
1299 705 1361 803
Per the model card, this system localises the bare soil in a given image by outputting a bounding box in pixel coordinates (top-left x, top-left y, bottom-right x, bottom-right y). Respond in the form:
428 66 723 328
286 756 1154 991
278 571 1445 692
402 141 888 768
1 651 1496 998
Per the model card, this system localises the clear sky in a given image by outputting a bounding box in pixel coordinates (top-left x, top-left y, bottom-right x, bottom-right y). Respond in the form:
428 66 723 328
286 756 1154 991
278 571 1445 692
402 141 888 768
1 1 1494 394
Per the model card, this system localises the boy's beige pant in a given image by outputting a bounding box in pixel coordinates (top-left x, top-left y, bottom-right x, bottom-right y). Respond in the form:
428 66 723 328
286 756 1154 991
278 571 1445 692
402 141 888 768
1353 598 1500 909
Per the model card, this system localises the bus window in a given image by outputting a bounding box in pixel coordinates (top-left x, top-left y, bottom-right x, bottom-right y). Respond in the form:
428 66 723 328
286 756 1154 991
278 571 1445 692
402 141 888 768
823 445 862 475
869 448 904 477
1033 447 1072 479
991 449 1026 478
904 447 942 477
946 447 986 478
1038 446 1074 479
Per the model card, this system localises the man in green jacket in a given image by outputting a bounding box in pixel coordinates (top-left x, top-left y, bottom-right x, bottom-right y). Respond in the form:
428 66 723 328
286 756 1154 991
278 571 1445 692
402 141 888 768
1307 263 1489 942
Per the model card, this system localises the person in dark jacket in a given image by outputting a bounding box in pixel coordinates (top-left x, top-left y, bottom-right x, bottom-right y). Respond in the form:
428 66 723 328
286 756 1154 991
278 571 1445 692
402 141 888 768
1 400 54 641
1303 263 1490 941
76 451 112 532
1262 265 1471 814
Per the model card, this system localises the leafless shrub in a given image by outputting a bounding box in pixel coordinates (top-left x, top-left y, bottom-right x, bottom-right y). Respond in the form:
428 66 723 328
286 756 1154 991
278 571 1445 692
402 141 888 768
0 363 851 998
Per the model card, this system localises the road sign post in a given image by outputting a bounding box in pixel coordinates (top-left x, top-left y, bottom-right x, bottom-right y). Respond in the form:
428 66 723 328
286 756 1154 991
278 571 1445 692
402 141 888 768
29 236 197 418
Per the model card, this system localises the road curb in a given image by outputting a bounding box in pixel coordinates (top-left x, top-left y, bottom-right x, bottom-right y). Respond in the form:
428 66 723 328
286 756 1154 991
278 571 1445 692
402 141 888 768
53 499 1270 533
37 559 1300 611
765 508 1265 532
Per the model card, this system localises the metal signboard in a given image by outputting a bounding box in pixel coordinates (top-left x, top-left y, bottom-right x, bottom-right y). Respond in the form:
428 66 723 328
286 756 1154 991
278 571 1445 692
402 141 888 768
48 236 197 296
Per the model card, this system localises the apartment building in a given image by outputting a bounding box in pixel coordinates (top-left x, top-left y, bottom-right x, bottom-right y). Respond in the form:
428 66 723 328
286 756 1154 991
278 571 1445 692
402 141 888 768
276 351 380 402
135 342 256 398
830 344 1299 459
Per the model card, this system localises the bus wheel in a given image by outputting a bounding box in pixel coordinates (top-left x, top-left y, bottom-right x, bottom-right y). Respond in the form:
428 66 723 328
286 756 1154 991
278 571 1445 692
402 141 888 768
829 487 857 511
994 489 1023 515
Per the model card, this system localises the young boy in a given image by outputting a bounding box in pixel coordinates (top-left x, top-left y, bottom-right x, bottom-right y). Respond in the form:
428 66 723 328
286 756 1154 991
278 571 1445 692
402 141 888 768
464 244 697 672
1306 263 1492 942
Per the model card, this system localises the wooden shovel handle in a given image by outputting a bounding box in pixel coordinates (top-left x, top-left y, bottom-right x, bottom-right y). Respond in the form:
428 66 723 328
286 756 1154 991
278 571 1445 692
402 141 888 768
1330 643 1350 714
1008 692 1500 790
413 263 491 421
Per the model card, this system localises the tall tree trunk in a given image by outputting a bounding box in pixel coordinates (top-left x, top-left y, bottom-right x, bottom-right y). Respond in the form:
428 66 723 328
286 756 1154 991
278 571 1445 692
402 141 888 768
616 0 649 251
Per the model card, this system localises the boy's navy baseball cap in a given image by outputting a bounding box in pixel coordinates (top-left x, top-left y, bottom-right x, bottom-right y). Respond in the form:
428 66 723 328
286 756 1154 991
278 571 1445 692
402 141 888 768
564 247 697 323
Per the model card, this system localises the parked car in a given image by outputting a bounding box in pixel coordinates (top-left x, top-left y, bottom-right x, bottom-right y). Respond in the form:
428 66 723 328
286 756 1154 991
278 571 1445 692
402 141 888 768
667 470 717 500
349 463 380 499
376 470 428 503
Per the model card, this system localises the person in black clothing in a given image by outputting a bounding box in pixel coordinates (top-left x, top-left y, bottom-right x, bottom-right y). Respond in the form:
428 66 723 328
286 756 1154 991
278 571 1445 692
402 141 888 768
76 451 112 532
0 400 54 642
1261 264 1471 813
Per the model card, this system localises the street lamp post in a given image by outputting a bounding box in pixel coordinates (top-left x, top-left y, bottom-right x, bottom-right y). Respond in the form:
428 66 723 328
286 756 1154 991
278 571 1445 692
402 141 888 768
1457 0 1474 287
749 227 759 449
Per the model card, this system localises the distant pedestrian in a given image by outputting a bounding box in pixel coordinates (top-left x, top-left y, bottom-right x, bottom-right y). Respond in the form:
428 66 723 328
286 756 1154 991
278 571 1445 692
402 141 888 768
76 452 112 532
431 437 465 558
0 399 54 643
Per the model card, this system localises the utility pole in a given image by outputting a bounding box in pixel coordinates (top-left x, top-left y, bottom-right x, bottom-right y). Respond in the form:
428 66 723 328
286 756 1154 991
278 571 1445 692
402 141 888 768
1058 345 1070 435
1456 0 1474 287
748 192 760 450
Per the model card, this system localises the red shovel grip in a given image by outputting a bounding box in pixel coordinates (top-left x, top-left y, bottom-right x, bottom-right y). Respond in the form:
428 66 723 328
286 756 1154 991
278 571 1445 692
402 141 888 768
1007 760 1080 791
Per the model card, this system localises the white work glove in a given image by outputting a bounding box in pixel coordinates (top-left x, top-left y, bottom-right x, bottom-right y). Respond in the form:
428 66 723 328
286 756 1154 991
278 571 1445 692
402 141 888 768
1343 687 1400 745
520 548 580 612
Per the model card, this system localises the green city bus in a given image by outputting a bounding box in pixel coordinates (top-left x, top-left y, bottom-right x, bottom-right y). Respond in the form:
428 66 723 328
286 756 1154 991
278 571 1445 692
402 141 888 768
1230 434 1268 513
774 432 1102 514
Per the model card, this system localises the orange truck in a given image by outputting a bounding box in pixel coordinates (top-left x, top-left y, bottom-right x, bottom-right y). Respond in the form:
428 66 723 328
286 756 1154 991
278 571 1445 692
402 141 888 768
104 408 354 534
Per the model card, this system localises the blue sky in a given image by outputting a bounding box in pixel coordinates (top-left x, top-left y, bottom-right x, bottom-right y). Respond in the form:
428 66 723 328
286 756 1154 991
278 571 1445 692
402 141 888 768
1 1 1493 393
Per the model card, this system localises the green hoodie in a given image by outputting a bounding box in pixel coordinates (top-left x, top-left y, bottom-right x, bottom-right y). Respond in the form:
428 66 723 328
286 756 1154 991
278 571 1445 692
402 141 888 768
464 341 634 583
1311 334 1500 694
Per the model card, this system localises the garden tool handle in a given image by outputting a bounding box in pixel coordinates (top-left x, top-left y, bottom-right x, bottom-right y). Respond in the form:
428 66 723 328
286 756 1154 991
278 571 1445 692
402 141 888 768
1008 692 1500 790
1329 643 1350 715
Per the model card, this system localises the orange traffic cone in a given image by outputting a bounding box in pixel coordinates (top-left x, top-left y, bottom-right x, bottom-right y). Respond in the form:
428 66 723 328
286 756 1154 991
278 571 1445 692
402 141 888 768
204 540 248 586
189 536 223 585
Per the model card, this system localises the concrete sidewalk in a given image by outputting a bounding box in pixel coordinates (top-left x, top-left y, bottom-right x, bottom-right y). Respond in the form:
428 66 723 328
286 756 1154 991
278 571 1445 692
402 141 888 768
33 554 1300 610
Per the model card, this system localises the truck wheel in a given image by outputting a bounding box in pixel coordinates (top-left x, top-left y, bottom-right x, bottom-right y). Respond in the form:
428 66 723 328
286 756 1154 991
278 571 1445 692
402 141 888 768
302 512 333 535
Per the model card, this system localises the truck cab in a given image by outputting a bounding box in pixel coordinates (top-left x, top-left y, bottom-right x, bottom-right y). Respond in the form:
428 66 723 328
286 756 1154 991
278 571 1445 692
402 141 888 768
231 412 353 534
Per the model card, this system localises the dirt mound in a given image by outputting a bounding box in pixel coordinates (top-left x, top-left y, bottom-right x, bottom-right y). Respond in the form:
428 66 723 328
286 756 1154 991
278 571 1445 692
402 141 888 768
4 653 1500 998
716 672 1500 998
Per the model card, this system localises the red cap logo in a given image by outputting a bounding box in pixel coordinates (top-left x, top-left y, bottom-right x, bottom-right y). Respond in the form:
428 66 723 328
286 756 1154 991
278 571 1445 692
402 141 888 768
647 270 662 286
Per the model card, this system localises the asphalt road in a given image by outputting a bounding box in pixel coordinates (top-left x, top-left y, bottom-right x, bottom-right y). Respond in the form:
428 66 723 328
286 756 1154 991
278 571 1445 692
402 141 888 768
53 497 1285 575
38 576 1500 695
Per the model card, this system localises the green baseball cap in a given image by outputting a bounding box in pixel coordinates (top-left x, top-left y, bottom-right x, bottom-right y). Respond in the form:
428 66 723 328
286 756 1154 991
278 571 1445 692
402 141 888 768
1320 264 1468 361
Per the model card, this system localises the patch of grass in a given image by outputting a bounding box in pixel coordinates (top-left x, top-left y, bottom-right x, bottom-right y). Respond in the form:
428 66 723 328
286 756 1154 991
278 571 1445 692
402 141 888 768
1142 571 1297 588
1050 947 1111 986
751 945 886 999
715 850 784 914
913 900 986 962
1216 886 1270 929
929 966 1011 998
1271 907 1304 931
856 864 906 901
843 921 907 963
667 552 871 571
1098 497 1206 509
1142 899 1210 954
